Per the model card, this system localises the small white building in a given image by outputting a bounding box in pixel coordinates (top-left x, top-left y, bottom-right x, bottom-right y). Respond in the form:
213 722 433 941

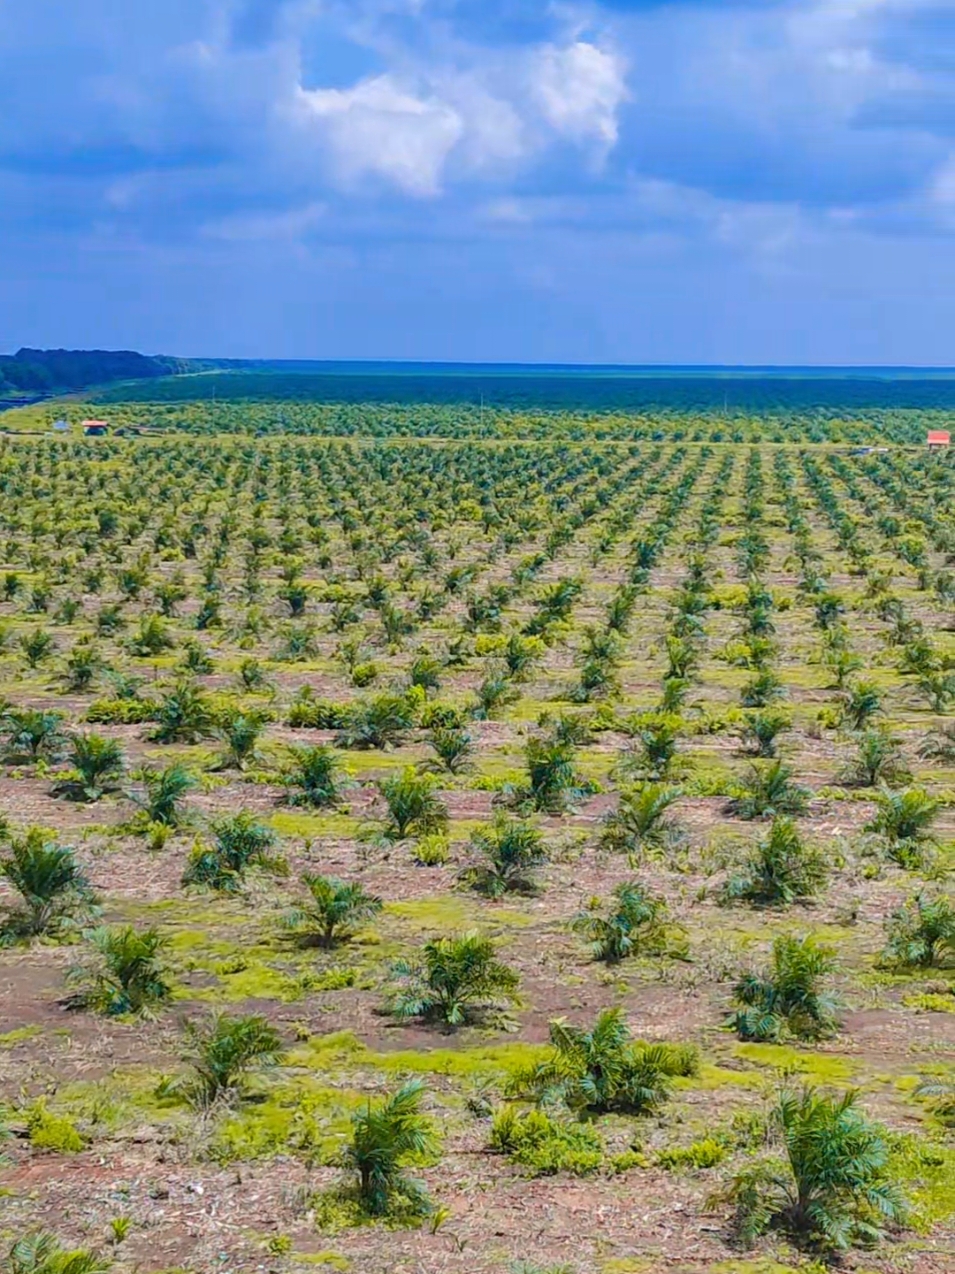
51 420 70 433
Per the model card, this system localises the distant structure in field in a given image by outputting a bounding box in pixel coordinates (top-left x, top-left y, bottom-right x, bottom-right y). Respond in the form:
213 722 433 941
82 420 109 436
51 420 70 432
927 430 951 450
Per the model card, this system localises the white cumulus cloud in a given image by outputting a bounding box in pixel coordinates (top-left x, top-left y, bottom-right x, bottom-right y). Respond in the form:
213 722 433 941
531 41 628 147
296 75 465 196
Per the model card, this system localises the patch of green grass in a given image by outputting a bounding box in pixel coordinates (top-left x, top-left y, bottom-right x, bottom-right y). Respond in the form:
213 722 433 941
209 1081 366 1163
0 1026 42 1048
290 1030 549 1080
889 1134 955 1232
384 894 534 933
732 1043 858 1083
294 1254 351 1270
269 811 362 838
903 992 955 1014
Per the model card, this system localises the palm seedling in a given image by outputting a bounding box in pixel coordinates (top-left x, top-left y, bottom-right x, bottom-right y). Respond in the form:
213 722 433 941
864 786 940 868
133 763 196 828
51 733 125 802
461 814 548 898
631 717 680 779
740 669 785 709
572 882 687 963
722 816 826 906
182 811 282 892
512 1007 696 1115
913 1076 955 1123
19 628 55 669
523 737 587 813
659 676 691 713
725 760 810 820
215 710 266 771
840 680 883 731
427 725 474 775
917 722 955 764
64 641 103 692
0 829 96 944
282 874 383 948
344 1080 439 1218
729 934 839 1042
378 766 449 840
472 669 520 720
838 728 910 788
711 1086 907 1253
2 1231 112 1273
173 1012 284 1108
336 693 416 749
916 670 955 713
1 709 66 764
881 893 955 968
601 782 683 861
127 613 174 657
823 647 863 690
740 709 791 759
664 635 698 681
284 744 344 808
150 679 213 744
502 632 543 681
388 932 520 1029
408 651 443 694
71 925 171 1017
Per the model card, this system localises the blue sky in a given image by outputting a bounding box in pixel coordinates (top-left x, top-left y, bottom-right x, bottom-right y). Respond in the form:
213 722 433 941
4 0 955 364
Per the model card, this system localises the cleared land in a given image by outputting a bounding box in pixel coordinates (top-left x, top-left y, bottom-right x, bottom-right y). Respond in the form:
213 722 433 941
0 398 954 1274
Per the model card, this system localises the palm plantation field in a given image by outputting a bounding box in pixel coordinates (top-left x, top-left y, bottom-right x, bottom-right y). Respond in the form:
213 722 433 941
2 395 955 1274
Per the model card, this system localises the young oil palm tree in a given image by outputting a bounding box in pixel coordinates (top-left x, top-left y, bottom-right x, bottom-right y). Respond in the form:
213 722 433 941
839 728 910 788
722 817 827 906
881 892 955 968
864 786 940 868
2 1231 112 1274
601 783 683 861
917 721 955 764
150 679 213 744
729 934 839 1042
282 874 383 948
523 737 587 813
740 709 791 759
72 925 171 1017
344 1080 439 1217
133 763 196 827
572 882 687 963
472 670 520 720
726 760 810 821
182 811 281 892
378 766 449 840
1 709 66 764
0 830 96 945
52 733 125 802
462 814 548 898
427 725 474 775
283 744 344 808
215 710 266 771
916 670 955 713
840 680 883 731
388 932 520 1029
174 1012 284 1108
512 1007 696 1116
711 1086 907 1253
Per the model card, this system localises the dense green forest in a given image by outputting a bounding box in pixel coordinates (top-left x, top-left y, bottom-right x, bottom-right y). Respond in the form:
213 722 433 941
0 348 190 395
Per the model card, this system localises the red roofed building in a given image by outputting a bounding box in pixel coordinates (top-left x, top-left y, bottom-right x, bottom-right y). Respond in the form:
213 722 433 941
82 420 109 436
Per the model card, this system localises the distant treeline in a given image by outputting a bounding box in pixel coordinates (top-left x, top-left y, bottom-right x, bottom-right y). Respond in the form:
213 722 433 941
0 348 191 394
96 367 955 413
